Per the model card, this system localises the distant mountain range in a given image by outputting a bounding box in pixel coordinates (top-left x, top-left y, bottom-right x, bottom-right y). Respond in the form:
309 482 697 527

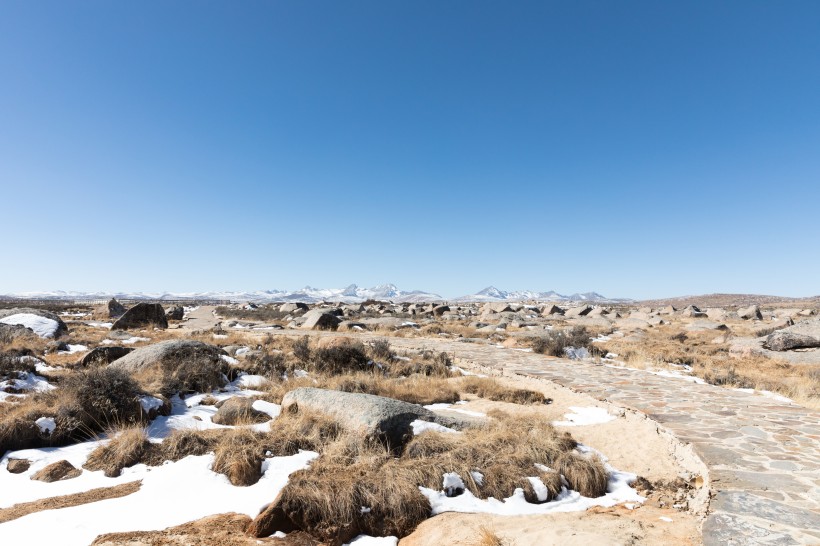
0 284 629 304
452 286 629 303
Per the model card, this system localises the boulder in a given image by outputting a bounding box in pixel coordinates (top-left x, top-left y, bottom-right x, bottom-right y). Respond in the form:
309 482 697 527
764 332 820 352
300 310 342 331
658 305 677 315
111 303 168 330
31 460 81 482
706 308 727 321
281 388 477 448
279 302 309 314
78 346 134 367
541 304 564 316
165 306 184 321
432 305 450 316
0 323 38 343
681 305 707 318
738 305 762 320
0 308 68 339
6 458 31 474
211 397 270 425
564 305 592 318
587 307 609 317
686 320 728 332
95 298 126 318
110 340 229 393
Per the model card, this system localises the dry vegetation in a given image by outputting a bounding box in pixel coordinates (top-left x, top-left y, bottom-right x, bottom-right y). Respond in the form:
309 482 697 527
597 327 820 409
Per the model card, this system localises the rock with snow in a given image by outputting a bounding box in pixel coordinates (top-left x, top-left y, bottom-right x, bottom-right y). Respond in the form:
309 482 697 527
0 322 38 342
0 308 67 338
30 460 81 482
111 303 168 330
281 388 477 448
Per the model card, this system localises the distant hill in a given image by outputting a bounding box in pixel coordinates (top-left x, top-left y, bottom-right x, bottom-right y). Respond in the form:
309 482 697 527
452 286 630 303
636 293 820 309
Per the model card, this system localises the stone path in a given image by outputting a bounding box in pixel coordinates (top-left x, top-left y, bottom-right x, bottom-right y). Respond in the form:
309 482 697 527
258 331 820 544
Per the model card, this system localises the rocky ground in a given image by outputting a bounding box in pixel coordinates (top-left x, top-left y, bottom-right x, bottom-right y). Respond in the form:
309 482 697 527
0 296 818 545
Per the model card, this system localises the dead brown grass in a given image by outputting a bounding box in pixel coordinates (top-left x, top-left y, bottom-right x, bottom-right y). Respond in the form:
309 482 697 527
599 327 820 409
0 481 142 524
212 428 266 486
474 526 514 546
84 426 151 477
460 377 547 405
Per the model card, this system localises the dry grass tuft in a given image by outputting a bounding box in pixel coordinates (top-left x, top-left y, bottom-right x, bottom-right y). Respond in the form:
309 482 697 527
474 526 514 546
212 428 266 486
460 377 547 405
554 451 608 497
84 427 152 477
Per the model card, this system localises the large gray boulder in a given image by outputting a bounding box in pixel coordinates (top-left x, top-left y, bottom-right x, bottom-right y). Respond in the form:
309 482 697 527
0 308 68 339
281 388 478 448
279 302 309 314
111 303 168 330
110 340 229 394
300 309 342 331
764 332 820 352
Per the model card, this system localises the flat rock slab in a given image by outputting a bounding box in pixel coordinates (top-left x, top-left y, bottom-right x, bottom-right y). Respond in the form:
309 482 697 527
281 387 478 448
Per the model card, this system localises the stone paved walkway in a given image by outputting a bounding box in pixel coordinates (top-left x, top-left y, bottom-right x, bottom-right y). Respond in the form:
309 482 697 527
261 331 820 545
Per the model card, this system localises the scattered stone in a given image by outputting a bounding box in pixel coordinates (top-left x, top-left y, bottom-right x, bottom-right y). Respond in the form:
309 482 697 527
111 303 168 330
564 305 592 317
31 460 81 482
279 303 309 314
6 458 31 474
686 320 728 332
300 309 342 331
211 398 270 425
95 298 126 318
738 305 762 320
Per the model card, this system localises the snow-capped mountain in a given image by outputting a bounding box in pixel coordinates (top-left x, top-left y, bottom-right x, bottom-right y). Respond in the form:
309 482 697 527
0 284 444 304
453 286 627 303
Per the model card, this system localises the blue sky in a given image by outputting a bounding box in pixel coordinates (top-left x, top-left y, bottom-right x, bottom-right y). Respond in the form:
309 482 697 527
1 1 819 299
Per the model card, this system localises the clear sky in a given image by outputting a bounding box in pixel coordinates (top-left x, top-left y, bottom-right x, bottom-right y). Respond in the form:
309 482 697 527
1 1 819 299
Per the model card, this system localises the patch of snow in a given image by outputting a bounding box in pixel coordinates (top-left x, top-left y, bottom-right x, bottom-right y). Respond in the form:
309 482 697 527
102 336 148 345
251 400 281 419
732 388 795 405
420 455 643 516
344 536 398 546
534 463 552 473
234 374 268 389
442 472 465 496
553 407 615 427
213 334 228 339
526 476 550 502
139 396 164 413
220 354 239 365
86 321 113 329
0 313 60 338
235 347 251 356
659 516 673 522
35 417 56 435
470 471 484 486
0 449 318 545
0 372 55 401
58 344 88 355
411 420 460 435
293 369 309 378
